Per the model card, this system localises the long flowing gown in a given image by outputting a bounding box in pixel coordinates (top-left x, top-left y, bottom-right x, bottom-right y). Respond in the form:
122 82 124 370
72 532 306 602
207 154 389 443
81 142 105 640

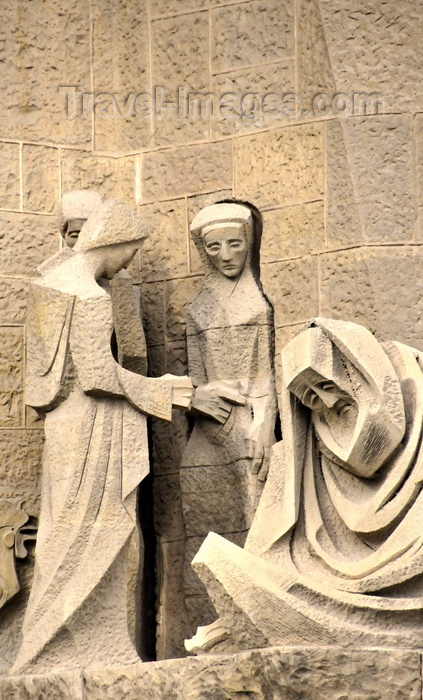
190 318 423 649
180 237 278 632
13 256 175 673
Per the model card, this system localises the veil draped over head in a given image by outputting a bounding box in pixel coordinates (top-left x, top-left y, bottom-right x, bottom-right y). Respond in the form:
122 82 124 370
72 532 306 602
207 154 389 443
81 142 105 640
247 317 423 600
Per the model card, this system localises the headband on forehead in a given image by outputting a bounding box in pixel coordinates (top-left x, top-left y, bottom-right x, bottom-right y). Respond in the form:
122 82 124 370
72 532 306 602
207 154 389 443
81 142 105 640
190 203 253 238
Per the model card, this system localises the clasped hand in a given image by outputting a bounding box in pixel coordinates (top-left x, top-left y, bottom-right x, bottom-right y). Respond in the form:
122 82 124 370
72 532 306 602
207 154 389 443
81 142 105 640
192 380 246 424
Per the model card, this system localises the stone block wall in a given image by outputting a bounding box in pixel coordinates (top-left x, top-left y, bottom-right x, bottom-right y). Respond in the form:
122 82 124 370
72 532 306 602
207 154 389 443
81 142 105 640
0 0 422 664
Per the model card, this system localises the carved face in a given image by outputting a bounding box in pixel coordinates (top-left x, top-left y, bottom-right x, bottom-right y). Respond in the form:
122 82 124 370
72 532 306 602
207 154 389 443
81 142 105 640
283 325 406 478
95 242 140 280
291 371 359 453
62 222 83 249
203 225 248 278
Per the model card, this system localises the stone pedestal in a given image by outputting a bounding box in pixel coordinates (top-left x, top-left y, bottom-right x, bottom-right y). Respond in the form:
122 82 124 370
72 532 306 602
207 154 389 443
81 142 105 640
1 646 421 699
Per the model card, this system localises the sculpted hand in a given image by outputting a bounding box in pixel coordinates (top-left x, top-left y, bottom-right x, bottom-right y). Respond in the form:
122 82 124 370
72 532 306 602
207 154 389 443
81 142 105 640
168 376 194 411
245 433 271 481
192 381 246 424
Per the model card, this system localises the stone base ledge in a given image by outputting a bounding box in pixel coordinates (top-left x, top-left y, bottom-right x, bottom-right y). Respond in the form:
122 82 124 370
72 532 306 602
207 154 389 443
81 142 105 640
1 646 422 699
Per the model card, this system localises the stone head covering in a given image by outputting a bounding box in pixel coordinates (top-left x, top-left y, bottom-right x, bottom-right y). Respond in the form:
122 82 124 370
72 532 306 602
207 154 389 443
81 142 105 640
58 190 103 235
74 199 147 252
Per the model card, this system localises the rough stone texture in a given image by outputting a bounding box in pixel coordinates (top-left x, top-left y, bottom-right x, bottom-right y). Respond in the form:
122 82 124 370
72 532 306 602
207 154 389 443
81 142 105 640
92 0 151 152
212 0 295 73
23 146 60 214
296 0 336 111
325 118 364 248
0 277 28 325
320 246 423 351
413 113 423 241
140 281 165 348
339 115 417 243
261 255 319 328
165 277 203 343
212 60 296 137
153 473 186 543
0 671 84 699
320 0 423 114
0 327 24 428
140 199 188 281
180 463 258 537
0 142 20 210
1 647 413 699
156 538 188 660
0 429 43 506
151 12 210 145
142 141 233 202
235 124 325 209
0 0 92 146
61 151 137 206
151 0 208 16
261 201 325 263
0 212 59 277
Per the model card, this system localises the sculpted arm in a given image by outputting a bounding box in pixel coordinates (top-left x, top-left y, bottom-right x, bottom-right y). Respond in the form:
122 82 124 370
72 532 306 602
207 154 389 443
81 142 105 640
70 296 193 420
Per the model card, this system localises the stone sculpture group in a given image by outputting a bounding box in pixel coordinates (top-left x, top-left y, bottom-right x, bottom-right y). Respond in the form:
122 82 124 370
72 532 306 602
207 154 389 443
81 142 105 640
3 189 423 676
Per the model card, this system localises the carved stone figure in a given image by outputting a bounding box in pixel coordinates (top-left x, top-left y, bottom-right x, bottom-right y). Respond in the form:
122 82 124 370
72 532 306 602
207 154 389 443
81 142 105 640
180 201 277 633
189 318 423 651
0 500 36 610
13 199 193 674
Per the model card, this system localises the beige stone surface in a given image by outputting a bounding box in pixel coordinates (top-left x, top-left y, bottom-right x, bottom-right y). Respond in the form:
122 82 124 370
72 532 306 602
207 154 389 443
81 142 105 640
140 281 165 347
413 113 423 241
212 61 295 137
151 12 210 145
180 463 259 538
325 119 364 248
212 0 294 73
261 201 325 263
165 277 203 342
0 142 20 210
151 0 208 16
140 199 188 280
296 0 336 111
23 146 59 214
0 327 24 428
0 0 92 146
61 151 137 205
142 141 232 202
235 124 325 209
92 0 151 152
153 473 185 543
339 115 416 243
151 413 189 477
0 671 84 699
45 647 420 699
261 255 319 327
0 430 43 499
0 212 58 277
156 538 188 660
320 245 423 351
320 0 423 113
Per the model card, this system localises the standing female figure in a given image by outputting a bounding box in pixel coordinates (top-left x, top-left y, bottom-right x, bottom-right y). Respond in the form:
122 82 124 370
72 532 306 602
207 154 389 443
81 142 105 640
13 200 192 674
180 201 277 632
